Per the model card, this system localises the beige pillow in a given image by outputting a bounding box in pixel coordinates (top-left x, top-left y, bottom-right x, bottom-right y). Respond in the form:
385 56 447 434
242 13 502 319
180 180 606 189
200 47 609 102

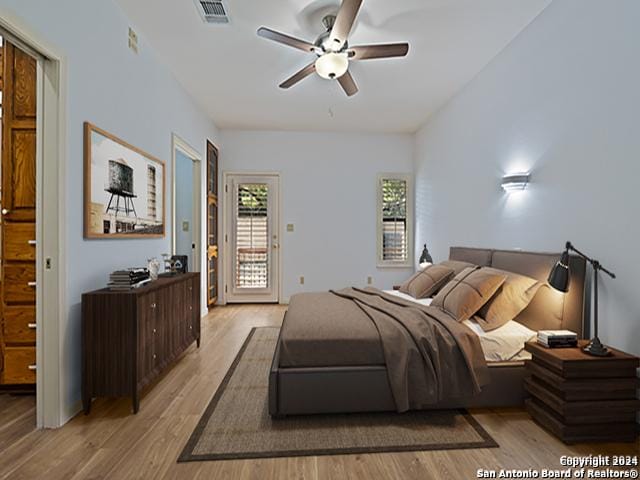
432 267 507 322
439 260 476 275
475 267 543 332
399 265 455 299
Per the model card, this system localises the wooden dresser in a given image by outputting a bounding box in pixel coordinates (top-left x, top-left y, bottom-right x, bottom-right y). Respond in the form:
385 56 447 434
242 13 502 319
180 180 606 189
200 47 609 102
524 341 640 444
82 273 200 414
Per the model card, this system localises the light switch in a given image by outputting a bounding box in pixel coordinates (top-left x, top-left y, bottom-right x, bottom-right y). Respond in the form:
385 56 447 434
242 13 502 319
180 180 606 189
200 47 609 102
287 224 295 232
182 221 189 232
367 276 373 285
300 276 305 285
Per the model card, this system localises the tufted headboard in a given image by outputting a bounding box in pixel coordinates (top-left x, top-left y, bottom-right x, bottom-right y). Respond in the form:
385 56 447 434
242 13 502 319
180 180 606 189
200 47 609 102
449 247 587 338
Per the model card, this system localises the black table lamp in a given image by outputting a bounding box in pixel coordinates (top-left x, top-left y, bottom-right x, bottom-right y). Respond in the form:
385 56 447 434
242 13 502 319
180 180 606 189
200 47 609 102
548 241 616 357
419 244 433 266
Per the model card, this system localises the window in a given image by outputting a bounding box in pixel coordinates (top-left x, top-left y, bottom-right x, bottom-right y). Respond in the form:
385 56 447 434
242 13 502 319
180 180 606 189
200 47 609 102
377 174 413 267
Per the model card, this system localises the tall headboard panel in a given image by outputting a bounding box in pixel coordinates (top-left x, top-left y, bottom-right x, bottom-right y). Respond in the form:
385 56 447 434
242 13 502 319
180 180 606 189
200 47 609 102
449 247 587 338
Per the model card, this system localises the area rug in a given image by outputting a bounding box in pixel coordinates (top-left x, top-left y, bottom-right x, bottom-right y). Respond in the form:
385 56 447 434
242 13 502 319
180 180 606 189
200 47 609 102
179 327 498 462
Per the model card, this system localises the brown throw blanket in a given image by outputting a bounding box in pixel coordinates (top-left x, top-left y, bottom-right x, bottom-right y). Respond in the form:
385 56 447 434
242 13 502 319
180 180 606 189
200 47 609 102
329 287 489 412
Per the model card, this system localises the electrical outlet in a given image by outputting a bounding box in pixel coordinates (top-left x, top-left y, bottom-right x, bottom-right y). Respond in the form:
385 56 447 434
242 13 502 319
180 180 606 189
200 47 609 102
300 276 305 285
367 276 373 285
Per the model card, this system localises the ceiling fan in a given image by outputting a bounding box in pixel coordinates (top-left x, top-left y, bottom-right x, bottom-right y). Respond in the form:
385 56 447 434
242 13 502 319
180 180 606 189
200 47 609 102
257 0 409 97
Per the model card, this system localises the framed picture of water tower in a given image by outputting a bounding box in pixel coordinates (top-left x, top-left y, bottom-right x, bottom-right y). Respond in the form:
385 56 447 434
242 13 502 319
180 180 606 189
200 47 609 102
84 122 166 238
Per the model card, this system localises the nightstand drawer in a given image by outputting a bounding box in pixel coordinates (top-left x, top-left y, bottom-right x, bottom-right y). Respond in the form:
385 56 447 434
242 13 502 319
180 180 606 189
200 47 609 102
526 359 640 401
524 377 640 424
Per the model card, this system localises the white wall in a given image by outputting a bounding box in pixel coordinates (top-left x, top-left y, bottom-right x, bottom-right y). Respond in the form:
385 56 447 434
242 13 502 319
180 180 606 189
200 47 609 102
220 130 414 302
414 0 640 356
0 0 219 423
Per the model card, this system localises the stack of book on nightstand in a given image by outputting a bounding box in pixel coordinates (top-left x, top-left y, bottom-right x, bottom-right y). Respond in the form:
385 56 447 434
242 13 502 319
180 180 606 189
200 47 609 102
537 330 578 348
108 268 151 291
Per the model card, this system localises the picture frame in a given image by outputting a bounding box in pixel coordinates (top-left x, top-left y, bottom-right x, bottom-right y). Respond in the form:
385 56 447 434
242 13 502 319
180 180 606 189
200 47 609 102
84 122 166 239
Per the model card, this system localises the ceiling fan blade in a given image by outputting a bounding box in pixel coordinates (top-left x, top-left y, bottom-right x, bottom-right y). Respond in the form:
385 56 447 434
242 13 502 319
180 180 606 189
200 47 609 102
337 70 358 97
348 43 410 60
257 27 317 53
329 0 363 50
279 62 316 89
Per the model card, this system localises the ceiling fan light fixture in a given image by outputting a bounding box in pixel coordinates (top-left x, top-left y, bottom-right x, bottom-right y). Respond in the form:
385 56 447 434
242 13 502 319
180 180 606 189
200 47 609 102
315 52 349 80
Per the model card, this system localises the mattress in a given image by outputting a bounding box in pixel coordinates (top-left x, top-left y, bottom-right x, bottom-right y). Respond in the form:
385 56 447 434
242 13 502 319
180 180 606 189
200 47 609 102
278 289 535 369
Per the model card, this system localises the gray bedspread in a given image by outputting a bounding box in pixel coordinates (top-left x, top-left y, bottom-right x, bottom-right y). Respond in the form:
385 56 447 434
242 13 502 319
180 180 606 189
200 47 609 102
279 287 489 412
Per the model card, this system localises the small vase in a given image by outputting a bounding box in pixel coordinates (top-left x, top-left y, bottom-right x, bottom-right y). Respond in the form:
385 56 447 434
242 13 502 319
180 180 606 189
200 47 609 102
147 257 160 281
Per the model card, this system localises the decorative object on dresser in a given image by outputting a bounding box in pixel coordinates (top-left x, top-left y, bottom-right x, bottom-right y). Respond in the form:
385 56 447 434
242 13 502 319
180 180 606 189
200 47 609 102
524 340 639 444
548 241 615 357
82 273 200 414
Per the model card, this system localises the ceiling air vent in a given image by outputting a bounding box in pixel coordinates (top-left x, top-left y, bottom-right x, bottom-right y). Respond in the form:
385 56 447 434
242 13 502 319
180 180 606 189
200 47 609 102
195 0 229 24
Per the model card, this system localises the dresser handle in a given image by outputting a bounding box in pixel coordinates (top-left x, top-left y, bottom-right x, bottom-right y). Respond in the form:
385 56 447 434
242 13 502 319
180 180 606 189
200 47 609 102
151 303 156 309
27 281 37 287
28 365 37 371
153 354 156 359
28 240 37 246
28 323 37 329
153 328 156 334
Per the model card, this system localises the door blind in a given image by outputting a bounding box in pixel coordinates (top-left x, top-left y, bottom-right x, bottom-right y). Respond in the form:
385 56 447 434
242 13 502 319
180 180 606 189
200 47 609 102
235 184 269 289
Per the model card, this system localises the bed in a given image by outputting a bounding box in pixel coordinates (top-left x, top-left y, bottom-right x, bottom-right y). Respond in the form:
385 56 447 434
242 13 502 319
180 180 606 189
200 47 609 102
269 247 586 417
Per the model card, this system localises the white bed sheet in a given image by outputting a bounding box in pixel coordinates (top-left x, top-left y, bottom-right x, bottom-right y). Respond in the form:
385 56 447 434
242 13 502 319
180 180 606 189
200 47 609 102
384 289 534 362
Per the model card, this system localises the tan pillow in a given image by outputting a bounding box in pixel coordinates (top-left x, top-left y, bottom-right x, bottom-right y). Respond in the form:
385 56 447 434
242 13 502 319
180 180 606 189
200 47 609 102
439 260 476 275
399 265 455 299
475 267 543 331
432 267 507 322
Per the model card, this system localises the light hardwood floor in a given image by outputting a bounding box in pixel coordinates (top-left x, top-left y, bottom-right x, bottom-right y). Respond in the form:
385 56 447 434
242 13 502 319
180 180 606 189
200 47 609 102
0 305 637 479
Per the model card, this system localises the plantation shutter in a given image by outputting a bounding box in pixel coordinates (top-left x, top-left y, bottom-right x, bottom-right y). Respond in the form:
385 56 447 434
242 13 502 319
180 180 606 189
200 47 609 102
235 184 269 288
381 178 408 262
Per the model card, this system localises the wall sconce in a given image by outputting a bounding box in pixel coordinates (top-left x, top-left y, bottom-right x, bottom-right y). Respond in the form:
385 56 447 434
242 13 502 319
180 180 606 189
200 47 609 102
501 172 530 192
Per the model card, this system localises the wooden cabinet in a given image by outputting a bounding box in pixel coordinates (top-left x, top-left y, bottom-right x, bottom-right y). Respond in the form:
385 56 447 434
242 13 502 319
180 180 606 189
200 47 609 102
82 273 201 414
1 40 38 387
524 341 640 444
206 140 219 307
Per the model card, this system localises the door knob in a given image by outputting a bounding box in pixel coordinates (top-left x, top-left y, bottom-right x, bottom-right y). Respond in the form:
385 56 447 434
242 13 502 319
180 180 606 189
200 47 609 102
1 209 9 215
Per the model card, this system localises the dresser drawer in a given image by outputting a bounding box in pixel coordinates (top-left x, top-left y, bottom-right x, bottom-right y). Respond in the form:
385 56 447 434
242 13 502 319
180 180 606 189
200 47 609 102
2 223 36 261
3 347 36 384
3 306 37 344
3 263 37 304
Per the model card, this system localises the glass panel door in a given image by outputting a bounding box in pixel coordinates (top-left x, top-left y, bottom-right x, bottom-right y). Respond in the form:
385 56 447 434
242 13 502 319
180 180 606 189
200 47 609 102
226 174 279 303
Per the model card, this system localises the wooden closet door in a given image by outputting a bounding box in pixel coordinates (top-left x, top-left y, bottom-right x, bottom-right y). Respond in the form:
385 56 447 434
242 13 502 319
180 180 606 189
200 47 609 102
206 141 218 308
1 41 38 385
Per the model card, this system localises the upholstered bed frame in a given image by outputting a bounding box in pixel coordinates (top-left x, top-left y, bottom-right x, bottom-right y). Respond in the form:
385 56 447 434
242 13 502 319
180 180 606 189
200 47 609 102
269 247 586 417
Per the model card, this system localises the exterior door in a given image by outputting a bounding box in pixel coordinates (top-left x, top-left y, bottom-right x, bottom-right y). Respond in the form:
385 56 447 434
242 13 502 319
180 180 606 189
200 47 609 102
225 174 279 303
1 40 38 385
206 141 218 307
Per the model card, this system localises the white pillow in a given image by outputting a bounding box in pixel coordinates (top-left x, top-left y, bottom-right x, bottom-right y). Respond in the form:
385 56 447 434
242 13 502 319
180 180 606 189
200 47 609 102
462 319 536 362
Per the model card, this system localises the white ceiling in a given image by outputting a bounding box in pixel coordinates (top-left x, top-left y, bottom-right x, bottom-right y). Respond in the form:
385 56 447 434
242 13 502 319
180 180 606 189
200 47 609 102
116 0 551 133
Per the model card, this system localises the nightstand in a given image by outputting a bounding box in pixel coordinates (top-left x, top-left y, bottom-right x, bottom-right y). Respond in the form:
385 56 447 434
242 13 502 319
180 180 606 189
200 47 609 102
524 340 640 444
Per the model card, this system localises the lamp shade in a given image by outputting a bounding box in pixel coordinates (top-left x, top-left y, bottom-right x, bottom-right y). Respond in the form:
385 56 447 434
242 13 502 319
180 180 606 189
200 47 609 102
315 52 349 79
548 250 571 292
419 244 433 265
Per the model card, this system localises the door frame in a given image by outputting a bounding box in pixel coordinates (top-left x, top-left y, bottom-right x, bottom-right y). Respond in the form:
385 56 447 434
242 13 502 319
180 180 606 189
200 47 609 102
222 171 281 304
171 134 202 277
0 12 67 428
